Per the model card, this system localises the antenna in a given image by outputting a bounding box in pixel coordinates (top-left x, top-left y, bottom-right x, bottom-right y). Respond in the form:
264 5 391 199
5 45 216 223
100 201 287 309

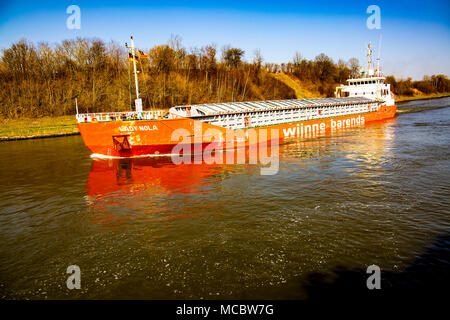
376 34 382 76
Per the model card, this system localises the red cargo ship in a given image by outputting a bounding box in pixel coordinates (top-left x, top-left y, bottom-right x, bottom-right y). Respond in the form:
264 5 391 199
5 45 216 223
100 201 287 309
76 40 396 157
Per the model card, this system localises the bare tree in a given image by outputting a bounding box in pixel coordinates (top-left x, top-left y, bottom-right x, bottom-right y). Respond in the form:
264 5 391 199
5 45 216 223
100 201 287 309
348 58 360 78
223 47 245 69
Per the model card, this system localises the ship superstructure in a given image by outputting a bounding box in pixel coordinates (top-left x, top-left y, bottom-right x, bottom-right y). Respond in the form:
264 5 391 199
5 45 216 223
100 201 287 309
335 42 394 105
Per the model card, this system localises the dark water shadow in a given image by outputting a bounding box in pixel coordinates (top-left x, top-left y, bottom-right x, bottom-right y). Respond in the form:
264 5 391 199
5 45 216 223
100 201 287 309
300 233 450 301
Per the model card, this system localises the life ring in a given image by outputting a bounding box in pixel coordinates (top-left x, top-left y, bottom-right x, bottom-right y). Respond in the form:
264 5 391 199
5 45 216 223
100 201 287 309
91 117 98 122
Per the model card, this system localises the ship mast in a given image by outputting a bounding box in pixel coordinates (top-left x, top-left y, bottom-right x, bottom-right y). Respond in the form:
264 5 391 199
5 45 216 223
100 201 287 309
126 36 143 112
366 41 372 74
130 37 140 99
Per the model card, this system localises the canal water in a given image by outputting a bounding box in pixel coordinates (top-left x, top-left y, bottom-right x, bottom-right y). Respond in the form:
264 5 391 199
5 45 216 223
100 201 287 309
0 98 449 299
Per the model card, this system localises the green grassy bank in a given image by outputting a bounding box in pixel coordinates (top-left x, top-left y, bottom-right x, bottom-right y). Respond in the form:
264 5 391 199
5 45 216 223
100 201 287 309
0 115 79 141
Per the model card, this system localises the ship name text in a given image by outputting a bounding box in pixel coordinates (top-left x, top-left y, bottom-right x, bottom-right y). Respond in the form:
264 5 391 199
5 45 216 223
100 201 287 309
282 115 366 137
118 125 158 132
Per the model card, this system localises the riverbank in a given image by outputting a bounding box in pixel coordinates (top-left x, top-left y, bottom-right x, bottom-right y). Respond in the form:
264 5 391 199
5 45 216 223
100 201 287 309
396 92 450 103
0 115 79 141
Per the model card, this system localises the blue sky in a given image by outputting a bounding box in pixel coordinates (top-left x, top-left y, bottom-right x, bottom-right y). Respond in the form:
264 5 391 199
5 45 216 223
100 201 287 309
0 0 449 79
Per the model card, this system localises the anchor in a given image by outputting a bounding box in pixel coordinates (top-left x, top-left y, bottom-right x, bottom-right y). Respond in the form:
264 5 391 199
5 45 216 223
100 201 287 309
112 134 131 151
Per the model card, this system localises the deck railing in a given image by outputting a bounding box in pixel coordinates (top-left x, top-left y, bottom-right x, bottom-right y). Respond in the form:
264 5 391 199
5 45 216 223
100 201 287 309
76 110 166 123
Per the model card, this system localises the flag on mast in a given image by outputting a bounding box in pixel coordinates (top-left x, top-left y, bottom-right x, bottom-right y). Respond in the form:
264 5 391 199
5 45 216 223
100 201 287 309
137 50 149 59
128 52 139 62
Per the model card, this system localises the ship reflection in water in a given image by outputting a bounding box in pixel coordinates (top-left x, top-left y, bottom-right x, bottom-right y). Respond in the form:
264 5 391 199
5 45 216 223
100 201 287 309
87 156 221 198
86 156 225 226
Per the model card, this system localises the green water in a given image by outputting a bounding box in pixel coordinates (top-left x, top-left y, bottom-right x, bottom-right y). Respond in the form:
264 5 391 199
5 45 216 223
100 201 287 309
0 98 449 299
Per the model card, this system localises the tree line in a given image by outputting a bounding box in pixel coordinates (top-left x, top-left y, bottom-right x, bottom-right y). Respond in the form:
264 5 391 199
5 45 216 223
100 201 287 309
385 75 450 96
0 36 448 118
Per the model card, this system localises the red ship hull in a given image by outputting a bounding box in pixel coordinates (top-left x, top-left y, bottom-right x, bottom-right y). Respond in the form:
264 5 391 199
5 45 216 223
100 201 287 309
77 105 397 157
